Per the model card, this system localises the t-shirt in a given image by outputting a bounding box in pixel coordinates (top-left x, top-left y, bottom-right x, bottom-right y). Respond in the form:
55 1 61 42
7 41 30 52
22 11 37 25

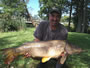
34 20 68 41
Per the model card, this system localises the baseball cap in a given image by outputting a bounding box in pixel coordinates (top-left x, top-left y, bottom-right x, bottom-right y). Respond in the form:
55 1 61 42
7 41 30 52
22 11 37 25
49 8 61 14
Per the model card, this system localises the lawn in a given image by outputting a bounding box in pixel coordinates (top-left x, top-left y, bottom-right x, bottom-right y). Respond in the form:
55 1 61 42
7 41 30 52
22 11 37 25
0 28 90 68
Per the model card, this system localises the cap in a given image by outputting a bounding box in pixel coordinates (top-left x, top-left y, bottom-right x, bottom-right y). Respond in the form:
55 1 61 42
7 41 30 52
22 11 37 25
49 8 61 14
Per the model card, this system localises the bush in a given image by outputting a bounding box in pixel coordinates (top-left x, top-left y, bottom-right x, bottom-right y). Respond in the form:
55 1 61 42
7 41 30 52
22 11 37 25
0 16 26 32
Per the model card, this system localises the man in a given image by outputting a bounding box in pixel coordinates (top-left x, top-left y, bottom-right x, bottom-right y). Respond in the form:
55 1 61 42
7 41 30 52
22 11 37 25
34 8 68 68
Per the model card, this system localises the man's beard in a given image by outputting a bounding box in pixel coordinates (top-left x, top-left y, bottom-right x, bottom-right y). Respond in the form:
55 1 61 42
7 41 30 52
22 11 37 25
51 21 59 26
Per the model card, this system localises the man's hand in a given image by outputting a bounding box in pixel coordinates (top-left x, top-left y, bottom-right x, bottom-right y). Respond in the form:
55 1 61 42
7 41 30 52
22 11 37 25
60 52 68 57
24 53 31 58
60 52 65 57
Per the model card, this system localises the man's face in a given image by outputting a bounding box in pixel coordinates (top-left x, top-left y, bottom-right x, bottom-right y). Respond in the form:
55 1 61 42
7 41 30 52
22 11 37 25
49 12 60 26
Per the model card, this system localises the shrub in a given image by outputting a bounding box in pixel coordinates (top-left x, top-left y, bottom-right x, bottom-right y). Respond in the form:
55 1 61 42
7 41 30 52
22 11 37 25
0 16 26 32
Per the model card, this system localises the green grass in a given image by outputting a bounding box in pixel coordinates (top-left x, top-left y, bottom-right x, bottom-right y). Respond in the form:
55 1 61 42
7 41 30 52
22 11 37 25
0 28 90 68
0 28 39 68
0 28 35 49
67 32 90 68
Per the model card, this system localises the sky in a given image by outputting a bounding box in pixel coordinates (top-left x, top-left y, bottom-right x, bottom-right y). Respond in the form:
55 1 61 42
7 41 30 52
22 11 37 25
27 0 40 16
26 0 68 17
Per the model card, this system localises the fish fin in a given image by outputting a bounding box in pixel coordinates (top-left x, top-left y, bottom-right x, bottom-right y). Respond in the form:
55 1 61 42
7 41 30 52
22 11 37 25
42 57 51 63
59 54 67 64
1 48 17 64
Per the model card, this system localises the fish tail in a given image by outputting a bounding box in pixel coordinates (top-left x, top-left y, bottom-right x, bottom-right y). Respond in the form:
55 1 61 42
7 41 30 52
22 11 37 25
1 48 18 64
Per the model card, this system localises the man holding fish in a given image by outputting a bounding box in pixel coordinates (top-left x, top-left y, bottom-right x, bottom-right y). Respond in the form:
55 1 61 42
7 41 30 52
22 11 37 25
1 7 84 68
33 7 68 68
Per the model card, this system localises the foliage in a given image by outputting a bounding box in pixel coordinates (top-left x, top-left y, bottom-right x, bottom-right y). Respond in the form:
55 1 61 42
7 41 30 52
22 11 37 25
38 0 68 19
71 0 90 32
38 0 90 33
0 16 27 32
61 15 70 22
0 0 30 32
0 28 90 68
0 0 26 16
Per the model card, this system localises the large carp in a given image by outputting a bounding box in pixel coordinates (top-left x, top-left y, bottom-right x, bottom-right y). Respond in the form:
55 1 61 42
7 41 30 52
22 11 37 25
1 40 84 64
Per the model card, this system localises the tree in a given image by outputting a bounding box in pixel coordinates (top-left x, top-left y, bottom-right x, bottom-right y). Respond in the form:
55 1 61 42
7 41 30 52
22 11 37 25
0 0 30 31
61 15 69 22
0 0 31 18
38 0 90 33
68 0 73 31
81 0 88 33
38 0 68 20
72 0 90 33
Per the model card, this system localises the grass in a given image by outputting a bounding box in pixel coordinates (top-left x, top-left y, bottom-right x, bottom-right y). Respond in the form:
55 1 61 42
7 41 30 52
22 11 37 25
0 28 90 68
0 28 38 68
67 32 90 68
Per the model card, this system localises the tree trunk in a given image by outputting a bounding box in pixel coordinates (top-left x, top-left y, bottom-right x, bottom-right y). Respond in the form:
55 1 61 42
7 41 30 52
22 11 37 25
81 0 88 33
76 0 83 32
68 0 72 31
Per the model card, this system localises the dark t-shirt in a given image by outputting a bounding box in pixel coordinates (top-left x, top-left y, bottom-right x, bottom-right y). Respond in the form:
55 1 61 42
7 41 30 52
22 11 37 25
34 20 68 41
34 20 68 68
